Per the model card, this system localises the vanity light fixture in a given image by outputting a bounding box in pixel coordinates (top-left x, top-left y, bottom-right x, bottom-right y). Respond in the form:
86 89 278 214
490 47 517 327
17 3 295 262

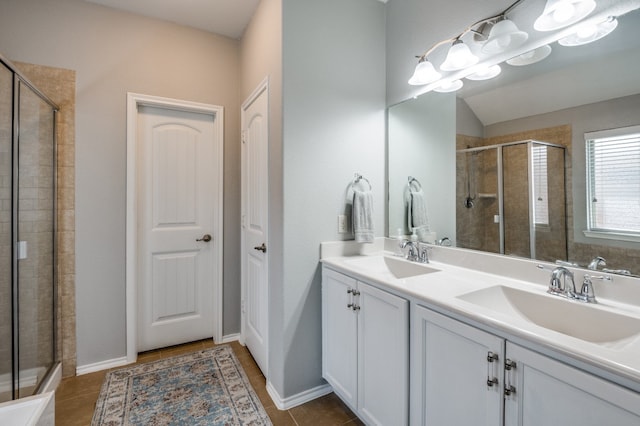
533 0 596 32
408 0 527 87
434 79 464 93
466 64 502 80
408 58 442 85
506 44 552 66
440 39 479 71
558 16 618 46
482 18 529 54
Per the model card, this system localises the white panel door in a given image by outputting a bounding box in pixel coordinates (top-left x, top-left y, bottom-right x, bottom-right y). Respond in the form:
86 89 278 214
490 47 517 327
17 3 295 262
241 81 269 374
137 105 219 352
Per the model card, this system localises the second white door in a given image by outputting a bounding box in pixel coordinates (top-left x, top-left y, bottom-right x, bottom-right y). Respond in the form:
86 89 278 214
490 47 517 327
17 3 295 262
137 104 222 352
241 81 269 375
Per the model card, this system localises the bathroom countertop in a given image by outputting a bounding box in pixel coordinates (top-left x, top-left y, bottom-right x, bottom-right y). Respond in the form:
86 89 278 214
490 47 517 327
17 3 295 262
321 248 640 392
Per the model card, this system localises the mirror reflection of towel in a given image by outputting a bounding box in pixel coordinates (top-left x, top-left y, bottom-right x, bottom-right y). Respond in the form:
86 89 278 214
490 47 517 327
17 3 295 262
409 189 429 231
352 189 374 243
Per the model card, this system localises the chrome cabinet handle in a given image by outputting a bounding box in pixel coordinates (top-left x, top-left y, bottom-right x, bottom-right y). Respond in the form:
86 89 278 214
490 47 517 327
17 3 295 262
504 359 517 396
196 234 212 242
254 243 267 253
486 351 499 388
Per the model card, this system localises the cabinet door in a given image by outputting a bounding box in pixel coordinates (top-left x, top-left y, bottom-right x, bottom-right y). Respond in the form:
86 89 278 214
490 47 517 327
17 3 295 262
505 343 640 426
411 306 504 426
322 268 358 408
358 281 409 426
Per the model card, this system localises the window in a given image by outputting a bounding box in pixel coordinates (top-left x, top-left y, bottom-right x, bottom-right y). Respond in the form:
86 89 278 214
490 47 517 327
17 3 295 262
585 126 640 238
531 145 549 227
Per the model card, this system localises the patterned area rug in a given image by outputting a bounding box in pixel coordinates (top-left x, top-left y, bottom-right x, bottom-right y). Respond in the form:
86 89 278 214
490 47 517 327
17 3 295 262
92 345 272 425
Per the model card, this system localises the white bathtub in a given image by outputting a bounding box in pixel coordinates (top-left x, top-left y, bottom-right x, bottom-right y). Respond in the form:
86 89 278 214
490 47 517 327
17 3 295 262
0 391 55 426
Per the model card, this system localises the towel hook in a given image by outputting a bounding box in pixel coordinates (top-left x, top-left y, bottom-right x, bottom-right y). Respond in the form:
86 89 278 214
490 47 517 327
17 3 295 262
408 176 422 191
353 173 372 190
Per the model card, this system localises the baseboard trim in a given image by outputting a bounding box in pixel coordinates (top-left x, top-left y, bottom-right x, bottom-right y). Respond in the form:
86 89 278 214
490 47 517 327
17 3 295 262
76 356 130 376
220 333 240 344
265 381 333 410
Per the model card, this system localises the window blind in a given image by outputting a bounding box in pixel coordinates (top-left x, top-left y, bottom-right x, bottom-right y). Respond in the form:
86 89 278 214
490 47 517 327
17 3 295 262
586 131 640 234
531 145 549 226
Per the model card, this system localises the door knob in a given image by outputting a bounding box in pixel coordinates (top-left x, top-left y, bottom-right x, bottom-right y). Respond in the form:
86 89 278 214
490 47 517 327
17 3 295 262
196 234 212 242
254 243 267 253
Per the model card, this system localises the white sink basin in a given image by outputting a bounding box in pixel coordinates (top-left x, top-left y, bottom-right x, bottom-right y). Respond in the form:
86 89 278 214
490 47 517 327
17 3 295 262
458 285 640 345
344 255 440 279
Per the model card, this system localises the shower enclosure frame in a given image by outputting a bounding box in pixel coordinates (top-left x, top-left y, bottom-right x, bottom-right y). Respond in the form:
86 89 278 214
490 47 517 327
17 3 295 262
457 139 566 259
2 54 59 401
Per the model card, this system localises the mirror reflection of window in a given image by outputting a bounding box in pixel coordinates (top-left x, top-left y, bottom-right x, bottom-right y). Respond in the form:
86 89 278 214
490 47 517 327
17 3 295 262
531 145 549 227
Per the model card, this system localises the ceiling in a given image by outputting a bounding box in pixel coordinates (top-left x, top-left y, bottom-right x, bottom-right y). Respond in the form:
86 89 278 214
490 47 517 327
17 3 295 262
84 0 387 39
84 0 261 39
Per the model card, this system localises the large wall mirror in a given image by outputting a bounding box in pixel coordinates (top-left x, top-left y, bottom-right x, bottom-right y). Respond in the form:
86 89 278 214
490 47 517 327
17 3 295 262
388 1 640 274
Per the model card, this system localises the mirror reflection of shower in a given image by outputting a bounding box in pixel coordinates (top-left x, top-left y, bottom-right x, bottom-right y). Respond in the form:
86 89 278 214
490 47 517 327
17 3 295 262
456 140 567 262
464 151 477 208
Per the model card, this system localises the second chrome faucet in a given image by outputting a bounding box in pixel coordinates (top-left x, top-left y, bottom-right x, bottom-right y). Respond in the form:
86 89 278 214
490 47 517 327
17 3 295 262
540 265 610 304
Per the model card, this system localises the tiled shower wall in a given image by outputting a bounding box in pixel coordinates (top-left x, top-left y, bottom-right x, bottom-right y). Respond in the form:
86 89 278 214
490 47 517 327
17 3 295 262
457 124 640 271
15 61 76 378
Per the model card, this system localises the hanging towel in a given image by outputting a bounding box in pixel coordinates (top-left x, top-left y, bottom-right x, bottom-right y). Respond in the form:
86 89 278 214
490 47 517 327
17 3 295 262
352 189 374 243
409 188 430 232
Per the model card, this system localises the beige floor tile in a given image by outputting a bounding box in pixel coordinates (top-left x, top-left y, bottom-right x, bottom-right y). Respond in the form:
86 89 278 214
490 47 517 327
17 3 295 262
265 405 298 425
56 391 98 426
55 370 106 402
289 393 358 425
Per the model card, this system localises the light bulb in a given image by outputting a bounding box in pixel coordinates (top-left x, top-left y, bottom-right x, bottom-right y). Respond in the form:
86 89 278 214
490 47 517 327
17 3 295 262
466 64 502 81
534 0 596 32
434 80 463 93
520 51 536 60
552 2 575 23
408 59 441 85
558 17 618 47
576 24 598 39
441 40 479 71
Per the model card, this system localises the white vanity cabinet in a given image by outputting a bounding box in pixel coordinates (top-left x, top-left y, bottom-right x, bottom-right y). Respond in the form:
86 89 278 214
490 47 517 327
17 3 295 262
412 305 640 426
504 342 640 425
322 267 409 426
410 304 505 426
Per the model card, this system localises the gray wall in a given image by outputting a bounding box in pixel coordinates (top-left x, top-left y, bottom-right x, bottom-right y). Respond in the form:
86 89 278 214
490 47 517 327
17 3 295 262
279 0 386 397
388 92 456 242
486 93 640 249
457 98 484 138
0 0 242 366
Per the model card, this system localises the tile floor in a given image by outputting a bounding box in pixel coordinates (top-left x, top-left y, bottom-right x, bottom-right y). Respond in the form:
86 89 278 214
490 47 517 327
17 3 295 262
55 339 363 425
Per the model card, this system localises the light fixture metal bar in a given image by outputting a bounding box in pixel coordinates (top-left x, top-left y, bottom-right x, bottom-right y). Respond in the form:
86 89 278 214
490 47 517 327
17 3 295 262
415 0 525 61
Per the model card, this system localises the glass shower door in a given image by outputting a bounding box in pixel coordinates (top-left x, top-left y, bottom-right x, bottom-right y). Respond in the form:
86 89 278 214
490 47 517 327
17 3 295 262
0 63 13 403
17 80 56 398
456 147 501 253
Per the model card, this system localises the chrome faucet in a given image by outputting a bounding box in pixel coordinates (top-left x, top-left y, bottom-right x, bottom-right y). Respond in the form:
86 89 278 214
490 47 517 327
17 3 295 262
400 240 418 261
549 266 576 297
588 256 606 270
400 240 430 264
